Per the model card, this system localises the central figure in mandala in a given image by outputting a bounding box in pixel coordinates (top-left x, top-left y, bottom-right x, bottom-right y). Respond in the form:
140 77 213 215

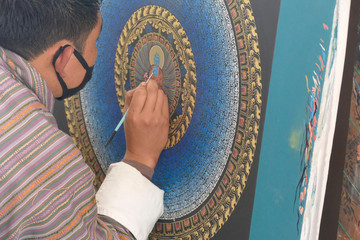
147 52 163 88
115 11 197 150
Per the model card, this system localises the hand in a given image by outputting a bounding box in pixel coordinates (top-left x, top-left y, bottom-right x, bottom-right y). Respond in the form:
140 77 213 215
149 65 163 89
123 80 169 169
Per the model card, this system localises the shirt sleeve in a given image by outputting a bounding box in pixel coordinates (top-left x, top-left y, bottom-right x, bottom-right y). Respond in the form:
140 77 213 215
96 162 164 240
122 158 155 180
0 79 163 240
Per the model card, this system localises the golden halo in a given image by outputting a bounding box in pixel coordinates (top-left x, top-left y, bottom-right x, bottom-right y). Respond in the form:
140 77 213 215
149 45 165 69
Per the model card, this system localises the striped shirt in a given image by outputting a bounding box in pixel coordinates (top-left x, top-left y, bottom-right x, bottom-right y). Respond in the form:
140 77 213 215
0 47 164 240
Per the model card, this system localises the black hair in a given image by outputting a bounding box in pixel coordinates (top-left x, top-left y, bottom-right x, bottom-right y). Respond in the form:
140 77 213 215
0 0 100 60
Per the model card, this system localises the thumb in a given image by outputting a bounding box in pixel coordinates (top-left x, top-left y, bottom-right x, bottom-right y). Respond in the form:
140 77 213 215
124 89 136 114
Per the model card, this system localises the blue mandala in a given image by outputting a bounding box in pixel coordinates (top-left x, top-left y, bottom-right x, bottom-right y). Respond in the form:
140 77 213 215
65 0 262 238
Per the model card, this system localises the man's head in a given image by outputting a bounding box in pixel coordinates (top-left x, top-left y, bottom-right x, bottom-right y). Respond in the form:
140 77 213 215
0 0 102 99
0 0 100 60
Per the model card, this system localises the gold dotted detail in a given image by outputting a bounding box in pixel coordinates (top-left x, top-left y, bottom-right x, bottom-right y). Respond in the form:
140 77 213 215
114 5 197 149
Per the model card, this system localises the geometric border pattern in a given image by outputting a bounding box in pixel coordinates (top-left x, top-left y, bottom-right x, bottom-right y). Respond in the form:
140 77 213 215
114 6 197 149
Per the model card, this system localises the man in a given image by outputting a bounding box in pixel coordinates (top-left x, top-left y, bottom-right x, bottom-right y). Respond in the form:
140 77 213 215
0 0 169 239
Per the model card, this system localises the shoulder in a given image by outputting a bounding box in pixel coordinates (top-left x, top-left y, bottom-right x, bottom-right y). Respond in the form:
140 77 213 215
0 69 83 172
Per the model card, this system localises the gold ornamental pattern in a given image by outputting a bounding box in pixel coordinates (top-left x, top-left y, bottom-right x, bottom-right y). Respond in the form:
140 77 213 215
114 5 197 149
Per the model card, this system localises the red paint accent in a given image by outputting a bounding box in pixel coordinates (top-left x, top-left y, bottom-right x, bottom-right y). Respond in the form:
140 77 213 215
223 176 229 184
231 9 237 18
233 149 238 157
240 56 245 63
166 224 172 231
201 207 206 215
209 199 214 208
240 118 244 126
238 39 244 48
241 102 246 110
216 188 222 197
242 86 247 94
242 71 247 79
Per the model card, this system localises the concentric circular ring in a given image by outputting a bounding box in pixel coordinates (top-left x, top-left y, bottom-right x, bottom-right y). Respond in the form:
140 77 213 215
114 7 197 149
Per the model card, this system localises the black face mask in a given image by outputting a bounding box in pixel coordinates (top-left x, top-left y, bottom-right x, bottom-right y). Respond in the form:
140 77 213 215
52 45 94 100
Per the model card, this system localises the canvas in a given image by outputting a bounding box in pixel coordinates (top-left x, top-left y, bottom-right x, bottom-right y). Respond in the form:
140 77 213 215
250 0 351 239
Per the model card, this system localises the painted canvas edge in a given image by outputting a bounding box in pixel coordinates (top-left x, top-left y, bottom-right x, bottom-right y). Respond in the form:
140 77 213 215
300 0 351 239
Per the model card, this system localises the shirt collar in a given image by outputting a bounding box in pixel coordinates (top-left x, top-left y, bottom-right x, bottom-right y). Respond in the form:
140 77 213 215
0 46 54 112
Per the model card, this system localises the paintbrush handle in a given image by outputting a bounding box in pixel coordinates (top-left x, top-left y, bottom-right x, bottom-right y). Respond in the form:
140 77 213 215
115 109 128 131
105 130 116 148
105 109 128 147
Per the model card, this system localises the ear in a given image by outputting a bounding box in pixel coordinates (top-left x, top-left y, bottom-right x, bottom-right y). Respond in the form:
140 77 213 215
53 45 74 78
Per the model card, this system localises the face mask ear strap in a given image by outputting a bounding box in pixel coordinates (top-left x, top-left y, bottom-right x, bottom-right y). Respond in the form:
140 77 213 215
52 44 71 66
53 45 94 100
73 49 92 71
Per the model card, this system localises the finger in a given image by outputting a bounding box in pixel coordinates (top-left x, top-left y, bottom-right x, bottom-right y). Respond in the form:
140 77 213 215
154 89 164 114
162 92 169 119
129 83 147 113
123 89 136 113
155 90 167 116
143 79 159 113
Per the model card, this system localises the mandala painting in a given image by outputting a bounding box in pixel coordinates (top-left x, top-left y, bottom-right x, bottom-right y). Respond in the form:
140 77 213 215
64 0 263 238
